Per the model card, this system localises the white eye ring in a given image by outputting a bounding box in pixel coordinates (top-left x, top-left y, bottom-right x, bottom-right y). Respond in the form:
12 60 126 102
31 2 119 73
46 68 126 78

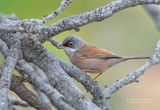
68 42 73 46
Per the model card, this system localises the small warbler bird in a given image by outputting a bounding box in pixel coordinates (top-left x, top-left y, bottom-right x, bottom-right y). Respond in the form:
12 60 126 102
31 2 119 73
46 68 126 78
61 35 150 80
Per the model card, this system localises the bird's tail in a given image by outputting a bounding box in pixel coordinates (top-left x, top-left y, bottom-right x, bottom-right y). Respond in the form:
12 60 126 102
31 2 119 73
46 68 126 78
122 56 150 61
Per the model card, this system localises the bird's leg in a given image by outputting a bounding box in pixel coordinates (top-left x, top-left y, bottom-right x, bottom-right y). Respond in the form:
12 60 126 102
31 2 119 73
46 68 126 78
92 73 102 81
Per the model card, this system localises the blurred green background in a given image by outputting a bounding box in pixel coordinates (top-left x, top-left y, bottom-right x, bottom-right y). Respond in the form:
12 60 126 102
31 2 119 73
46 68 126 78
0 0 160 110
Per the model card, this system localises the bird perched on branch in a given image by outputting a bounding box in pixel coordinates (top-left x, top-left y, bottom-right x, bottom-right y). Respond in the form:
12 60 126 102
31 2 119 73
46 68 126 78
60 35 150 80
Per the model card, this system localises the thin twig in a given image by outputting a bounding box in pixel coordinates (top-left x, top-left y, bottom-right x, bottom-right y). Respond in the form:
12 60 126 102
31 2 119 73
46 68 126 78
43 0 72 23
50 37 62 48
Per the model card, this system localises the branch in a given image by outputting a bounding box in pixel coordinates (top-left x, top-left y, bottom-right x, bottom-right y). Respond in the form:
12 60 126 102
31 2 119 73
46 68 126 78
0 25 25 33
0 33 21 110
1 1 160 41
36 0 160 41
11 75 51 110
1 32 106 109
0 39 52 110
17 60 76 110
104 40 160 99
59 61 110 110
50 37 62 49
34 88 50 105
0 39 9 57
8 96 28 107
8 96 28 110
43 0 72 23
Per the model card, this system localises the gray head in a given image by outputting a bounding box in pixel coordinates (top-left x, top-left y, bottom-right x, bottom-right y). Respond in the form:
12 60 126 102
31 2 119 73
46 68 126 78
62 35 85 57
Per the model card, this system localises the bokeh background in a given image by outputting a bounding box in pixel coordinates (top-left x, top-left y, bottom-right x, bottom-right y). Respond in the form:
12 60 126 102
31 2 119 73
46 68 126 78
0 0 160 110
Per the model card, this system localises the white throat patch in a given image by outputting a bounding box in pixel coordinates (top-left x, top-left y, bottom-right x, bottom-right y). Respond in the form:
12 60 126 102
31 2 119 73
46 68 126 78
64 48 77 58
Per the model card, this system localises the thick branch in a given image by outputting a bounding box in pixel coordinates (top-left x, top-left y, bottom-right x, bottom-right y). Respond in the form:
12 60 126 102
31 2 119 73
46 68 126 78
34 88 50 105
104 40 160 99
0 25 25 33
0 39 9 57
0 34 21 110
11 75 51 110
17 60 75 110
59 61 110 110
0 39 52 110
8 96 28 107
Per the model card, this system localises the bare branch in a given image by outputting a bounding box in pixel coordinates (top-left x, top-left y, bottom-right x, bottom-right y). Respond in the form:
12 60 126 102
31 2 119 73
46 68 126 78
35 89 50 105
0 33 21 110
1 1 160 41
36 0 160 41
9 96 28 107
8 96 28 110
0 39 52 110
17 60 76 110
0 25 25 33
104 40 160 99
0 32 106 109
59 61 110 110
0 39 9 57
50 37 62 49
10 75 51 110
43 0 72 23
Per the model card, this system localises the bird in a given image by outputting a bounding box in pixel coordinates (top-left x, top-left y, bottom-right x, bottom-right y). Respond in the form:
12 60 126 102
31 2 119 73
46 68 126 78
60 35 150 80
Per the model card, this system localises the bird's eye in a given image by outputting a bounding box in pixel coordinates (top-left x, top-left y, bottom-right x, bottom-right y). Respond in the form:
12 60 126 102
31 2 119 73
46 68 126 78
67 42 73 47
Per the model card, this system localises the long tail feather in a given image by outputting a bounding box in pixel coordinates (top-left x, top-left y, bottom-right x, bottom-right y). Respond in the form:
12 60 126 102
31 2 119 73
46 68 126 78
123 56 150 61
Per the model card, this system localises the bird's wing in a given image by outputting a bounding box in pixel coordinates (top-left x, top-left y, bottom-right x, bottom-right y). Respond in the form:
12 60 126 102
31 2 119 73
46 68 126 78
77 44 122 59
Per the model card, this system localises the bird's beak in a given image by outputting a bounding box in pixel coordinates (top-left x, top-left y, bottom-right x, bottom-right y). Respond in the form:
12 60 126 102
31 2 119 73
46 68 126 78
58 43 65 49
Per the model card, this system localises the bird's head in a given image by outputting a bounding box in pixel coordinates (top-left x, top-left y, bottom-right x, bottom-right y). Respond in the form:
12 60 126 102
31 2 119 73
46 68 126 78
61 35 85 57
